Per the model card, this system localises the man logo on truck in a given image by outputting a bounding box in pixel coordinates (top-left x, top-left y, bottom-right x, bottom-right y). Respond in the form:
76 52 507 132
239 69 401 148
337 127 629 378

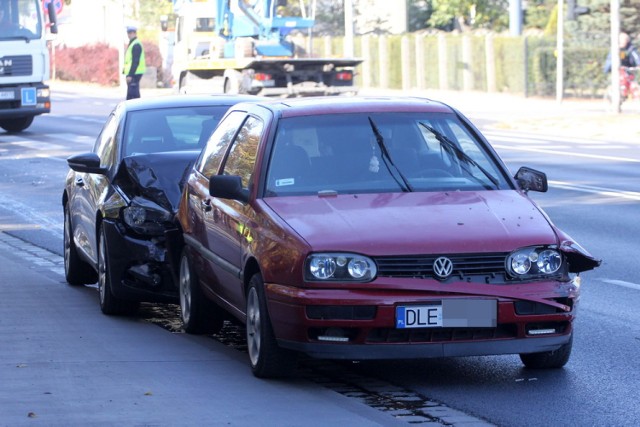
0 58 12 75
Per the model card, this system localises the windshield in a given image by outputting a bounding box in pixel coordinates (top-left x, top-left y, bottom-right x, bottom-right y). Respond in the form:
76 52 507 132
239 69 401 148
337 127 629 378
0 0 43 40
122 105 231 157
265 112 511 196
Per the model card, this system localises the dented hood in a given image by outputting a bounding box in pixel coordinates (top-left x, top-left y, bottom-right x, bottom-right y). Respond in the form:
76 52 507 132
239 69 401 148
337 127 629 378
114 151 199 213
265 190 601 273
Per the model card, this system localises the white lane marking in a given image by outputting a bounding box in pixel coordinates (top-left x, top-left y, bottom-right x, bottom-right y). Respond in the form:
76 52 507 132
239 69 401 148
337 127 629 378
601 279 640 292
549 180 640 201
492 143 640 163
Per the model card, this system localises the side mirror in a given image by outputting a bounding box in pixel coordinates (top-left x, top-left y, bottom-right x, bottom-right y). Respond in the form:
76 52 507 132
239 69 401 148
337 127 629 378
67 153 107 175
514 166 548 193
209 175 249 203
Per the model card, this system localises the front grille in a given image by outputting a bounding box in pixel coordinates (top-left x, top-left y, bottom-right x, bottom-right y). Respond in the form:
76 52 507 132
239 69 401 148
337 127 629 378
0 56 33 77
366 325 517 343
374 253 507 281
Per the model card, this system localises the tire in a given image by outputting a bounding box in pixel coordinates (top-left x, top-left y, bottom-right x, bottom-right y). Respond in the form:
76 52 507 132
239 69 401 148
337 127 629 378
63 205 97 285
519 334 573 369
179 249 224 335
0 116 34 133
246 273 297 378
98 225 139 315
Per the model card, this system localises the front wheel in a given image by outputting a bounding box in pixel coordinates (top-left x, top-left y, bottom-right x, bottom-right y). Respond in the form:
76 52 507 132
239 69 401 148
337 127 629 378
519 335 573 369
246 273 297 378
98 225 139 315
0 116 34 133
179 250 224 334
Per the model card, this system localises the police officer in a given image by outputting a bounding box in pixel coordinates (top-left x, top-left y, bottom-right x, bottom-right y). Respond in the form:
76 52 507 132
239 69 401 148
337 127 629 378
123 26 146 100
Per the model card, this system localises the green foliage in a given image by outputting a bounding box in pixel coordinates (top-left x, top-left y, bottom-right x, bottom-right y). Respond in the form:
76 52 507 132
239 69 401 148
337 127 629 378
428 0 509 31
407 0 433 32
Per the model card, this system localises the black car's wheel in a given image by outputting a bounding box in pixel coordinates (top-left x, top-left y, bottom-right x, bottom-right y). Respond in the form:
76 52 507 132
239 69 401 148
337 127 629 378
98 226 139 315
179 250 224 334
0 116 34 133
246 273 297 378
520 335 573 369
63 205 97 285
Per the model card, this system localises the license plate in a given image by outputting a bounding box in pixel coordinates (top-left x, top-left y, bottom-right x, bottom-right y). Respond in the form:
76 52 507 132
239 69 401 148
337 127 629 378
0 90 15 100
396 299 496 329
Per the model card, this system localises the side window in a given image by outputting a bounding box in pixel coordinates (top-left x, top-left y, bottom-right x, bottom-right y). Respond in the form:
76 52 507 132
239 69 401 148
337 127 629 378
93 113 119 169
221 116 264 189
196 111 246 178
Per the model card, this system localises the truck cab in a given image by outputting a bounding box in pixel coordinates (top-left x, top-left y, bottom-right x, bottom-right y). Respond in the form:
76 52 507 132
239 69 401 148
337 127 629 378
0 0 57 133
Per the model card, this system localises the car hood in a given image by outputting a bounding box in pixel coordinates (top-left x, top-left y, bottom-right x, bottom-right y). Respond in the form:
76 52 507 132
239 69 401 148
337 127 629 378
265 191 558 255
265 190 600 273
113 151 199 213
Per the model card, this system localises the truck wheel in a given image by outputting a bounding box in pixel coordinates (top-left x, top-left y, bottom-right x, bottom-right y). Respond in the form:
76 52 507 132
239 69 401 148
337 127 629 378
64 205 97 286
179 249 224 334
246 273 297 378
0 116 34 133
519 335 573 369
98 226 139 315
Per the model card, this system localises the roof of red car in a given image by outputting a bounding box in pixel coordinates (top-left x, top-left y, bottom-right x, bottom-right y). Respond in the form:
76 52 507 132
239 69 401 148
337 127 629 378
246 96 455 118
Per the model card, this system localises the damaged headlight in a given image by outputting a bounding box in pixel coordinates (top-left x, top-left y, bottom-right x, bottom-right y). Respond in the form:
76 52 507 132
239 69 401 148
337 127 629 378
122 197 173 236
507 246 562 278
305 253 377 282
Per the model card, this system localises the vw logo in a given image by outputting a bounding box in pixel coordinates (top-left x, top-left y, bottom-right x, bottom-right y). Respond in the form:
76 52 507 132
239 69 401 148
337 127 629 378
433 257 453 279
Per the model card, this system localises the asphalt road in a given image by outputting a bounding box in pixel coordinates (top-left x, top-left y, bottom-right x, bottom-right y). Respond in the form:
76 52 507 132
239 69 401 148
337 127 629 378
1 83 639 426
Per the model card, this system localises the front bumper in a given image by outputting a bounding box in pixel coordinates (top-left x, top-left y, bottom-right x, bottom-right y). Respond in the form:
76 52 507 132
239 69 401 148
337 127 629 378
265 278 579 360
102 220 181 303
0 83 50 118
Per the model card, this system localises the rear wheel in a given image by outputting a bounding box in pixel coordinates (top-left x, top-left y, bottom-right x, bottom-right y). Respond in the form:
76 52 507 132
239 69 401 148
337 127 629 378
0 116 34 133
520 335 573 369
179 250 224 334
63 205 97 285
246 273 297 378
98 226 139 315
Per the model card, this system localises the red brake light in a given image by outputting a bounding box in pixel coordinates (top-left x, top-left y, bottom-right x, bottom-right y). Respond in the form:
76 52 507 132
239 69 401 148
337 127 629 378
335 71 353 81
254 73 273 81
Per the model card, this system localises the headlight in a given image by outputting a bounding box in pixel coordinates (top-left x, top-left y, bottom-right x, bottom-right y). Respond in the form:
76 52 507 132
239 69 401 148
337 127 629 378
122 197 173 236
305 253 377 282
507 246 562 278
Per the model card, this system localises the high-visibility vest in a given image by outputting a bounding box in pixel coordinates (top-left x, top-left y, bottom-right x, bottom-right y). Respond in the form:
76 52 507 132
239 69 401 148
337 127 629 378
124 38 146 75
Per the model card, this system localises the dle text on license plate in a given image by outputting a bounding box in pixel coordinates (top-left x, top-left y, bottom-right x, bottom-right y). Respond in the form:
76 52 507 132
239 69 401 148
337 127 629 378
396 299 497 329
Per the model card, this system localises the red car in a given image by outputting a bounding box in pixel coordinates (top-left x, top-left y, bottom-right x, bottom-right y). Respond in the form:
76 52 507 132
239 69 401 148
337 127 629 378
177 96 600 378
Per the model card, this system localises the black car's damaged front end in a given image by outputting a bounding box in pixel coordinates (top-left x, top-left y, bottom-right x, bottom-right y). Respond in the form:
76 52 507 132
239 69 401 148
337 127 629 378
103 152 196 303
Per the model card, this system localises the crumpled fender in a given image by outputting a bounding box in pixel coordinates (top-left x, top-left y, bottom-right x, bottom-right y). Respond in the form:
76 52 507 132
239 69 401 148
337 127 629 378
554 227 602 273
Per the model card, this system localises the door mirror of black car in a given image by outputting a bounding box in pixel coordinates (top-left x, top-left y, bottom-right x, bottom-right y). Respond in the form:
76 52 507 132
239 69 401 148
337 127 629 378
67 153 108 175
514 166 548 193
209 175 249 203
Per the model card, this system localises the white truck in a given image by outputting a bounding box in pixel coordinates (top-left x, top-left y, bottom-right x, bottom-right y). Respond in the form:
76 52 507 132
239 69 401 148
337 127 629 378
165 0 362 97
0 0 57 133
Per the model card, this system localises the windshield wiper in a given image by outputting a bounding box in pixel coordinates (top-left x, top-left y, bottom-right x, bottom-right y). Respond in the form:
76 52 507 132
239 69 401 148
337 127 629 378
367 117 413 192
418 122 499 189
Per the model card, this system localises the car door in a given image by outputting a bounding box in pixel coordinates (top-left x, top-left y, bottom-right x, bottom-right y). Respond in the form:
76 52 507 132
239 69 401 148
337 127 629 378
206 114 264 311
69 113 120 266
185 111 248 306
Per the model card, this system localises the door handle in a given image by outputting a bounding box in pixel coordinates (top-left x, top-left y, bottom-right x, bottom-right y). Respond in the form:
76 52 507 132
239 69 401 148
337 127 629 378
201 199 212 212
75 177 85 187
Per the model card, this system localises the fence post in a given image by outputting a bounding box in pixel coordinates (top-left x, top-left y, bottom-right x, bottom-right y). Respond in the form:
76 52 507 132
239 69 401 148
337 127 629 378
323 36 332 57
415 34 425 90
462 35 473 91
438 34 448 90
378 35 389 89
485 34 496 92
401 36 411 91
361 35 371 89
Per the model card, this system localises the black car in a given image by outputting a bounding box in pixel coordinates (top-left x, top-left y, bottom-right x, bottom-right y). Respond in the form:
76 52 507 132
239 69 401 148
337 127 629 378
62 94 260 315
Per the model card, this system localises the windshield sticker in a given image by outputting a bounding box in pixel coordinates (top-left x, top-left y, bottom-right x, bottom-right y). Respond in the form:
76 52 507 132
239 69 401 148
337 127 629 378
275 178 295 187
